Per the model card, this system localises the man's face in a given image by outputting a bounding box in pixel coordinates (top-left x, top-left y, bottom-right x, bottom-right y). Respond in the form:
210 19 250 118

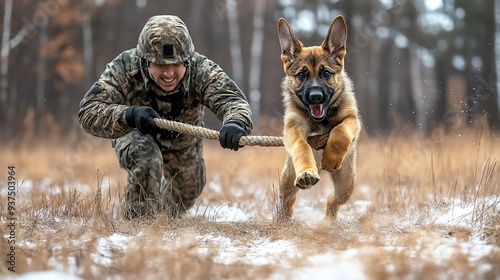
148 62 186 92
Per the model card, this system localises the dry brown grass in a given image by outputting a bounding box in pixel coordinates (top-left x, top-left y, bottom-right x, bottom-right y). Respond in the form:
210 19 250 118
1 127 499 279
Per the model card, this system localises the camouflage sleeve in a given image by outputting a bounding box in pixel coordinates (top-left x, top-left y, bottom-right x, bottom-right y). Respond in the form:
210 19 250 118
78 57 133 139
193 54 253 133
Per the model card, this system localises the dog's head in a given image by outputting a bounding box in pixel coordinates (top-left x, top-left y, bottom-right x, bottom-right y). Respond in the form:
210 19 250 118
277 16 347 122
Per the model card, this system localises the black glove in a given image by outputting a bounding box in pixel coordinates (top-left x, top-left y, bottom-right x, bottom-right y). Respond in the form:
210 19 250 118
219 122 247 151
125 106 161 135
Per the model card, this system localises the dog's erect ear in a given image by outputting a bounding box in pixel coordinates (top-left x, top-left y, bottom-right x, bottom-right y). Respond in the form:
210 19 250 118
277 18 303 65
322 16 347 60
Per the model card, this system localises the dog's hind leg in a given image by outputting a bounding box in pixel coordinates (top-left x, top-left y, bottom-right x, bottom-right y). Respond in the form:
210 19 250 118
278 155 300 221
325 147 357 220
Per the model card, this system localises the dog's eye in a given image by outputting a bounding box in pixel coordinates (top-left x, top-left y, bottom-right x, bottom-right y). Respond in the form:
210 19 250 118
322 70 332 80
296 72 307 81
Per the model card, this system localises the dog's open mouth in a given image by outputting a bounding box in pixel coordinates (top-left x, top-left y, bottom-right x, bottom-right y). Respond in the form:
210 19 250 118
309 104 326 120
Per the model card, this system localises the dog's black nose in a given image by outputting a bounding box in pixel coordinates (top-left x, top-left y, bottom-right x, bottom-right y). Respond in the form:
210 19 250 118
309 91 323 104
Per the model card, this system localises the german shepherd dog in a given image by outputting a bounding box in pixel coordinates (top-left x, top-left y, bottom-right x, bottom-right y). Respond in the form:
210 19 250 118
277 16 361 221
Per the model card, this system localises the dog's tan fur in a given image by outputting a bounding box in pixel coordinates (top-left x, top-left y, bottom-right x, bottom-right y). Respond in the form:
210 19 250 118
277 16 361 221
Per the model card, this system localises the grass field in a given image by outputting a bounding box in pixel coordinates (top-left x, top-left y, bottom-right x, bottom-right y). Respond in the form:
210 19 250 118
1 127 499 279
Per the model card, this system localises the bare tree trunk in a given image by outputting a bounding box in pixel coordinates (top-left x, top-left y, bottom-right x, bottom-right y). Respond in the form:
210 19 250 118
493 0 500 129
82 0 94 88
226 0 243 86
389 45 401 129
1 0 31 131
377 38 392 133
409 45 426 133
248 0 266 133
1 0 13 103
349 15 371 133
1 0 33 139
36 22 48 121
368 38 381 131
398 46 416 129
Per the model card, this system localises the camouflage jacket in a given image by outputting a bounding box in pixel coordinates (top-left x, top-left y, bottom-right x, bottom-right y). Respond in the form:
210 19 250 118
78 49 253 150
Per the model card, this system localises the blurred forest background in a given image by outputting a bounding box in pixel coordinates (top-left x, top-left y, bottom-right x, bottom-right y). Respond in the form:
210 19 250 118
1 0 499 142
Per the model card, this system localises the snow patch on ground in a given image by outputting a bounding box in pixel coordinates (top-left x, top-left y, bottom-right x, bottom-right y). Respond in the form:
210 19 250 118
13 271 83 280
8 181 499 279
434 196 499 228
195 234 299 266
189 203 249 222
290 249 369 280
93 233 132 267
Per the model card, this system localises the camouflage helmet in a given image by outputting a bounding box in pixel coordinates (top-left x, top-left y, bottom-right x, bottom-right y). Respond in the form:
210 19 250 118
137 15 195 65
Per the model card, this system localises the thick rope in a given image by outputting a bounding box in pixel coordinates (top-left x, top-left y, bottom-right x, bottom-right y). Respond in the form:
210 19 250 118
154 118 328 149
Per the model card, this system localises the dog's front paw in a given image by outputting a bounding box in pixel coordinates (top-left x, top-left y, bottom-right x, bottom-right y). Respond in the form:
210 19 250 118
321 151 345 172
294 169 320 189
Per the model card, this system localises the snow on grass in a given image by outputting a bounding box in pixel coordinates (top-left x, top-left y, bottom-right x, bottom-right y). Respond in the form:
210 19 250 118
8 180 499 279
434 196 500 227
189 203 250 222
14 271 83 280
12 179 93 195
195 234 300 266
1 177 119 198
287 249 369 280
434 198 477 227
93 233 132 267
47 255 81 276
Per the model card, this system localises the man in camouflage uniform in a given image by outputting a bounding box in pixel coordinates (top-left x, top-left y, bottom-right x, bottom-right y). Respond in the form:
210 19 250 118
78 15 253 218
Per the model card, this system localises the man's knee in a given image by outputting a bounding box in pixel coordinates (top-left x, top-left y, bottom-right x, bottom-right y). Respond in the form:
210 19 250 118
114 131 165 218
114 130 163 171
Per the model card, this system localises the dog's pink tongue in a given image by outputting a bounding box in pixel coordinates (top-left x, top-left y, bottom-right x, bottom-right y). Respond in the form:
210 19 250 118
310 104 324 118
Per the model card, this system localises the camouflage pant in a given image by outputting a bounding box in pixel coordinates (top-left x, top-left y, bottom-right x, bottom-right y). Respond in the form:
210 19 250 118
112 130 206 218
